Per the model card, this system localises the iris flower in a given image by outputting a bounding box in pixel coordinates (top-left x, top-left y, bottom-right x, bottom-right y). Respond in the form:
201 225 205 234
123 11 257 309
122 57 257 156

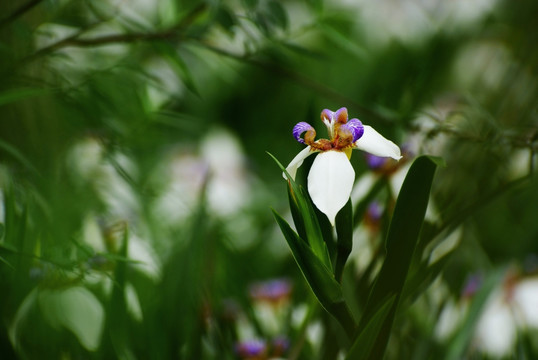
285 107 401 226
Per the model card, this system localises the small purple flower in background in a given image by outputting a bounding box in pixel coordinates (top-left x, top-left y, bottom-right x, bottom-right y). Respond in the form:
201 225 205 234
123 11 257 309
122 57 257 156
365 153 390 170
235 339 267 360
285 107 401 226
461 273 483 299
249 279 292 305
365 143 413 175
364 201 384 234
271 336 290 357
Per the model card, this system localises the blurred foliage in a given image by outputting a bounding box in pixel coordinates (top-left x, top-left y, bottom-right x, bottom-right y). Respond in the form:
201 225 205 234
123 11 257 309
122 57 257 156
0 0 537 359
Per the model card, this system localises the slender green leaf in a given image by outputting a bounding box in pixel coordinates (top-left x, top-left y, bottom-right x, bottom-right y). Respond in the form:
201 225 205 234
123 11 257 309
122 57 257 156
0 140 41 177
268 152 332 269
273 210 342 306
335 198 352 282
155 43 200 96
357 155 442 360
345 295 396 360
267 0 288 30
0 88 50 107
402 256 451 304
214 5 236 34
101 226 130 357
273 210 356 337
287 183 307 242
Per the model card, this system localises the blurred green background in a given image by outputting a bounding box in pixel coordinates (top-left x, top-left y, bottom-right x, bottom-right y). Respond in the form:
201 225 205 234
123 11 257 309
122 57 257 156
0 0 537 359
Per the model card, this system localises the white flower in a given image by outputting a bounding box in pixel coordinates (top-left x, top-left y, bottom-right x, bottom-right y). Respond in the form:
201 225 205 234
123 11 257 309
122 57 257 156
284 107 401 226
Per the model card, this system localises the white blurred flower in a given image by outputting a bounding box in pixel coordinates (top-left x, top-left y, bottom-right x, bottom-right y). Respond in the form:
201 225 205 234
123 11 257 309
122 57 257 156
68 137 139 220
336 0 499 46
153 128 253 225
435 270 538 358
475 274 538 357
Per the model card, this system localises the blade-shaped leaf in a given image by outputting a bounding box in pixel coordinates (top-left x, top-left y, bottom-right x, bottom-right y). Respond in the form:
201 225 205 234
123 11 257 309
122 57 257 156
345 295 396 360
287 183 307 243
273 210 356 337
356 155 443 360
335 198 353 282
269 152 332 269
273 210 342 306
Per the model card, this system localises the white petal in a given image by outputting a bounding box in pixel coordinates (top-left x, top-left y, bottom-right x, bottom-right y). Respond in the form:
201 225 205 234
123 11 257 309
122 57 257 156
284 146 315 180
355 125 402 160
475 289 516 357
512 277 538 328
307 151 355 226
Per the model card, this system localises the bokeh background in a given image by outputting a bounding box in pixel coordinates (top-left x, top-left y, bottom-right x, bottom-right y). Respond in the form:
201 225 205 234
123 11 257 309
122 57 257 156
0 0 537 359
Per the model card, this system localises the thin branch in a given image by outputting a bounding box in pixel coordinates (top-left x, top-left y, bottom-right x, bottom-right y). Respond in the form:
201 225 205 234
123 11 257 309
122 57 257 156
27 30 182 61
21 3 207 63
0 0 45 28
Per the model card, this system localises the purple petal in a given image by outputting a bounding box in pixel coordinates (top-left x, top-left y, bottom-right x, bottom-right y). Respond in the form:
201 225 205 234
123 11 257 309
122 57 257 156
321 109 334 122
334 107 348 124
293 122 314 144
341 118 364 142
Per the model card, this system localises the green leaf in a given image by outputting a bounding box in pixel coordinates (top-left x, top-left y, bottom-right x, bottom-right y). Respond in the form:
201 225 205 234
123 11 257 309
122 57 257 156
215 5 236 34
402 256 451 304
0 140 41 177
155 43 200 96
287 184 307 242
356 155 442 360
267 1 288 30
268 152 331 269
273 210 342 305
0 88 50 107
335 198 353 282
345 295 396 360
9 288 38 350
273 210 356 337
103 225 130 356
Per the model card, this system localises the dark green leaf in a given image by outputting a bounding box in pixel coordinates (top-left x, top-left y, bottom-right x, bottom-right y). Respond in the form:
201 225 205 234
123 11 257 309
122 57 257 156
335 198 352 282
155 43 200 96
345 295 396 360
0 88 50 107
273 210 342 306
268 152 332 269
273 210 356 337
402 256 451 304
267 1 288 30
357 155 442 360
287 184 307 242
0 140 41 177
215 5 236 34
